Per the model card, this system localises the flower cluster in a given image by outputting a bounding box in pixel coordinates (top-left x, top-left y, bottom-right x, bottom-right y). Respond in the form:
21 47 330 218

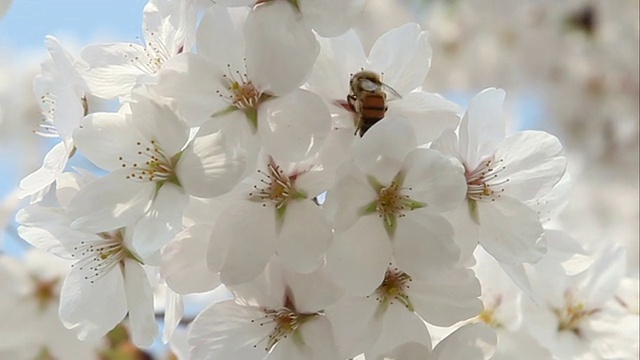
9 0 638 359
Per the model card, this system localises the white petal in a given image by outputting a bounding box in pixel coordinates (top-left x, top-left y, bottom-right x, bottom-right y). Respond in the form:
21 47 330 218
403 148 467 213
409 268 482 326
307 29 366 100
352 116 417 185
55 170 96 208
459 88 506 169
67 171 155 233
367 23 432 95
324 162 377 233
245 1 319 96
365 304 431 360
80 43 147 99
258 89 331 163
123 259 158 348
72 112 139 171
299 0 364 37
197 6 247 69
16 206 77 259
129 87 190 156
393 214 459 279
161 224 220 294
325 297 383 359
325 216 392 296
296 316 341 360
431 129 462 162
19 141 70 197
384 342 431 360
59 263 128 341
496 131 567 203
276 200 332 274
152 52 229 126
387 91 461 145
218 201 277 286
162 289 184 343
477 196 546 265
132 182 188 261
431 323 497 360
578 245 626 307
177 128 245 198
285 269 343 314
189 301 271 360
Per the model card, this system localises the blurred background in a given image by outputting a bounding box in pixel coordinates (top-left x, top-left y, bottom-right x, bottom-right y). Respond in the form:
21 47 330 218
0 0 638 358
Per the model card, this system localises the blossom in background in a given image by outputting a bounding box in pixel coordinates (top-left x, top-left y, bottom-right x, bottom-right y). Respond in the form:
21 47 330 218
80 0 198 100
306 22 461 144
524 244 638 359
0 250 102 359
18 36 89 203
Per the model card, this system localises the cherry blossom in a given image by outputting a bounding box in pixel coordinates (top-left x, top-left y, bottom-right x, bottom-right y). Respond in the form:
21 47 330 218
67 87 245 260
80 0 198 99
324 117 466 295
154 5 332 163
432 88 567 271
19 36 88 203
189 262 343 360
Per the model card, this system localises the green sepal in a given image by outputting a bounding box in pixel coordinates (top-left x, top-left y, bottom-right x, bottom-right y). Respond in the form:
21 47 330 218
358 200 378 216
292 329 305 347
468 199 480 225
244 107 258 131
211 105 237 119
275 204 287 233
383 213 397 239
366 175 384 192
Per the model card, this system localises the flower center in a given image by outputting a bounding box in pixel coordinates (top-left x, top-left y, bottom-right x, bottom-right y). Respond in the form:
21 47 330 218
370 267 414 312
119 139 178 184
476 296 504 328
554 292 600 336
71 230 141 284
360 173 426 237
251 293 318 352
31 276 60 311
465 157 509 202
248 158 306 210
124 31 174 75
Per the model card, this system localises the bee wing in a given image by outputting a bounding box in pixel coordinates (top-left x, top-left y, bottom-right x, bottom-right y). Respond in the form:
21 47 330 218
381 82 403 100
359 78 380 92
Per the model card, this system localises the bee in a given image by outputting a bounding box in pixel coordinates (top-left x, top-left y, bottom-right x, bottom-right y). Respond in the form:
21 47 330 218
339 70 402 137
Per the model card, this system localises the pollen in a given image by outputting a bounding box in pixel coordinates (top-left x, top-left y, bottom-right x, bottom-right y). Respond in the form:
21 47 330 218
217 60 263 111
32 276 60 311
370 267 414 311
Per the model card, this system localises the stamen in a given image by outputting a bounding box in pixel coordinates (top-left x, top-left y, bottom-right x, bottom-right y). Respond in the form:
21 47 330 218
70 231 129 284
465 157 510 202
369 266 414 312
119 139 176 183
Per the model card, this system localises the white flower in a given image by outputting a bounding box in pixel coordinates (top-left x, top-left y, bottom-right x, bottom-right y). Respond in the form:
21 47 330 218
154 5 332 163
0 250 102 360
67 88 245 259
208 151 333 286
379 323 496 360
80 0 198 99
524 244 637 360
306 23 461 144
324 117 466 295
432 88 567 269
189 262 343 360
327 261 482 359
19 36 87 203
17 174 159 347
234 0 365 95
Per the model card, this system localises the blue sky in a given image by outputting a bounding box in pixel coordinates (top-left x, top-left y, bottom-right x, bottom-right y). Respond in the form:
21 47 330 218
0 0 147 50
